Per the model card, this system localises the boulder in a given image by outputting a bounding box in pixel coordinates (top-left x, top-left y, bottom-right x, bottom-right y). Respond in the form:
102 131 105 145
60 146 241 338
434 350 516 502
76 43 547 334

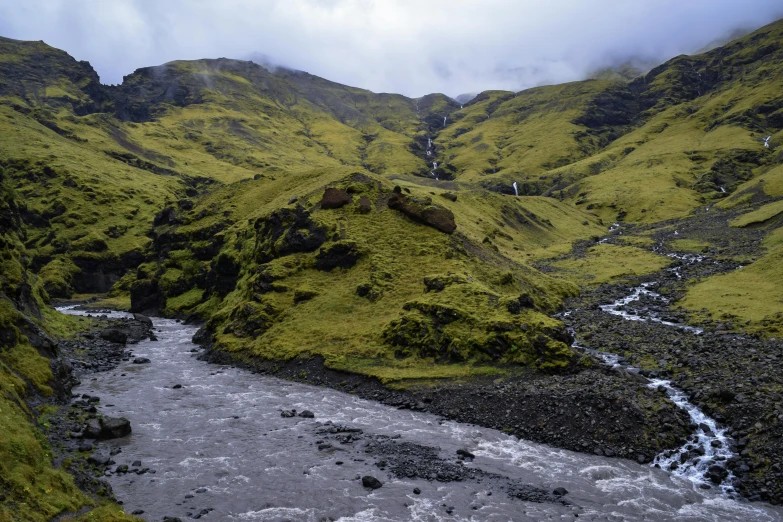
362 476 383 489
132 357 151 364
440 192 458 202
99 329 128 344
298 410 315 418
84 417 131 440
320 188 351 209
388 192 456 234
552 487 568 496
100 417 132 439
133 313 153 327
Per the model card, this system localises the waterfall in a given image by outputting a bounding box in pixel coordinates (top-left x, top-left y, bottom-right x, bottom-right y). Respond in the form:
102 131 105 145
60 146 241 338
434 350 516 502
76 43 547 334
433 162 438 169
512 181 518 197
763 136 771 148
720 186 726 193
443 116 447 127
428 138 432 148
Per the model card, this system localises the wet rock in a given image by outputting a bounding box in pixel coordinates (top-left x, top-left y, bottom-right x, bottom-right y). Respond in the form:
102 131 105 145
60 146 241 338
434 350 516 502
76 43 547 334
133 313 153 327
163 517 183 522
553 487 569 496
280 409 296 418
173 384 183 389
456 449 475 460
83 419 102 439
413 487 421 495
298 410 315 418
87 453 111 466
133 357 151 364
362 476 383 489
320 188 351 209
100 417 132 439
99 329 128 344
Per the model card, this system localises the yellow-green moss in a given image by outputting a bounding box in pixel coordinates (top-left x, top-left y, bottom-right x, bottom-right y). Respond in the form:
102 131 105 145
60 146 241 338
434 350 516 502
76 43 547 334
550 244 671 285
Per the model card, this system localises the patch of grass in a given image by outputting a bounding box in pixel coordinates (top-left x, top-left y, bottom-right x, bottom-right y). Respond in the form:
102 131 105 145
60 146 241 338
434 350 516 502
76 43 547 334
680 223 783 336
550 244 671 285
669 238 712 252
730 199 783 228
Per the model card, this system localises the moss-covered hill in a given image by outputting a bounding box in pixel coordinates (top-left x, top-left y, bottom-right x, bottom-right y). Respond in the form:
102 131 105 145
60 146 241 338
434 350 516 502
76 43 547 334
1 17 782 376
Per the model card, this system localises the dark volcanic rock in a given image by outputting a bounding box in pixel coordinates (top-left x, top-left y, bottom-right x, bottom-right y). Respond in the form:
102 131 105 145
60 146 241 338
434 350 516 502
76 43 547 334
84 416 132 440
361 475 383 489
320 188 351 209
254 206 328 263
315 241 361 271
99 329 128 344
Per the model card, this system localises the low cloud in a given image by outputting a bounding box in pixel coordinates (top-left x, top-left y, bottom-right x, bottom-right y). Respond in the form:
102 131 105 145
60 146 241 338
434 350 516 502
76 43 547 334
1 0 782 97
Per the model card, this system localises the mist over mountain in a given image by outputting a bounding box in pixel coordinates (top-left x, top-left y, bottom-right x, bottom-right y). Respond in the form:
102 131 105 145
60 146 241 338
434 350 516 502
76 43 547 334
1 0 783 96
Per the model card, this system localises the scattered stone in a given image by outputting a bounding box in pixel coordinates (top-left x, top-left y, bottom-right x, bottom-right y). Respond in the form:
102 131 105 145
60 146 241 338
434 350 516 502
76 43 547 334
280 410 296 418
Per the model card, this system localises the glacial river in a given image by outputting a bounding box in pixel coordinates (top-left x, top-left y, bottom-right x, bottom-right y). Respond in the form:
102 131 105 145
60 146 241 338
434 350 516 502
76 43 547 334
62 308 783 521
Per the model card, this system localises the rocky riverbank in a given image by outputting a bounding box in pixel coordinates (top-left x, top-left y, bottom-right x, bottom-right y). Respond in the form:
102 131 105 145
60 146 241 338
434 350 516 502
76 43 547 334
41 307 155 512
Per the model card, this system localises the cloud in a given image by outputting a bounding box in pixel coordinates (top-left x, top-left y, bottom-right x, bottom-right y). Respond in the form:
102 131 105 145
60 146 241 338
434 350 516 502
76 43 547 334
1 0 782 96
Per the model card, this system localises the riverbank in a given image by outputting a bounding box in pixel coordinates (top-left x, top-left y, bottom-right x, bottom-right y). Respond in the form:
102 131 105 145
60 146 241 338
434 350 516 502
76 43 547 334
38 308 155 521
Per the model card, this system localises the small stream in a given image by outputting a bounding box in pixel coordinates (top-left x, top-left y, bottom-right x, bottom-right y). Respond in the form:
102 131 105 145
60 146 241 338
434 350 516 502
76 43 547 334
59 308 783 521
564 249 742 495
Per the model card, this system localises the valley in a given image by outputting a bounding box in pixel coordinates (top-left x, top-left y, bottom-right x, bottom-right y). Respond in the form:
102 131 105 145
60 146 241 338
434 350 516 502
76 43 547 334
1 16 783 521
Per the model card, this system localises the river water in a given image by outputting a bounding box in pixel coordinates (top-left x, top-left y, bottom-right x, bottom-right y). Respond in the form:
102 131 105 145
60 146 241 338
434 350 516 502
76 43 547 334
61 308 783 521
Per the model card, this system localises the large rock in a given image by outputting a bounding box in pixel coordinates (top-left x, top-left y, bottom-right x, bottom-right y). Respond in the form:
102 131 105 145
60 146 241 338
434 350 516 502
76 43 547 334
101 417 132 438
83 416 131 440
133 313 153 327
320 188 351 209
387 191 456 234
99 329 128 344
362 476 383 489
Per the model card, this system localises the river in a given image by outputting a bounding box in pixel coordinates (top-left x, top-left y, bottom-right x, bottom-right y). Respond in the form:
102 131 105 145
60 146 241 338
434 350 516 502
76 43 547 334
61 308 783 521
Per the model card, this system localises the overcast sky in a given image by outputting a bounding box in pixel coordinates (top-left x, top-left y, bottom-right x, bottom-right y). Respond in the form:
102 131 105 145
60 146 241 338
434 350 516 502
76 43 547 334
1 0 782 98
